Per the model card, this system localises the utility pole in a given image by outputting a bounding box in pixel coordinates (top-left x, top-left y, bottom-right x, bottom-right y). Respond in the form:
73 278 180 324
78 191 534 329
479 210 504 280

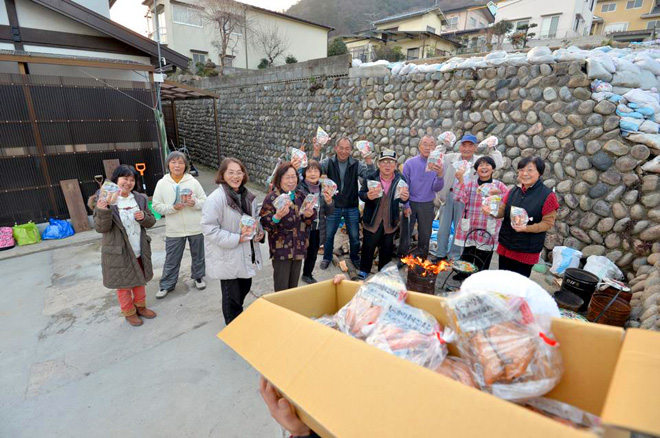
153 0 163 113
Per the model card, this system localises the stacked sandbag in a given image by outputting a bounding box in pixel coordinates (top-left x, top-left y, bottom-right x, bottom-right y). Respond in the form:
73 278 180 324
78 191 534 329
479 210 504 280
627 249 660 331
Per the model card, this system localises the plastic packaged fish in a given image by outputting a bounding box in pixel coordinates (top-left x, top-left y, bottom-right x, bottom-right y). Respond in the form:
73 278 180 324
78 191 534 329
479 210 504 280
316 127 330 145
356 140 374 157
99 181 120 205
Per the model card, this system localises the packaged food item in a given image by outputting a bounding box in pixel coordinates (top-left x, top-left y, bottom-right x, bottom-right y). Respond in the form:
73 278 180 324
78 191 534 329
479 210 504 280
313 314 338 330
335 265 407 339
426 149 444 172
479 136 499 149
316 126 330 145
356 140 374 157
300 193 319 215
367 180 382 198
366 301 450 370
180 188 193 204
453 160 470 184
99 181 120 205
434 356 478 388
521 398 602 432
445 290 563 401
482 195 502 216
240 215 257 239
478 183 495 198
510 206 530 226
290 147 308 168
437 131 456 149
320 178 338 196
273 193 292 211
394 180 408 199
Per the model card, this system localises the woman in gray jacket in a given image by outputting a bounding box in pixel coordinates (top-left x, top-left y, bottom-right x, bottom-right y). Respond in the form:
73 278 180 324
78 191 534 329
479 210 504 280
201 158 263 325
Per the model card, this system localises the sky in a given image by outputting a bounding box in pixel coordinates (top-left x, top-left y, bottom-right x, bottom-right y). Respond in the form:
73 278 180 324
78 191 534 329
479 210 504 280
111 0 300 36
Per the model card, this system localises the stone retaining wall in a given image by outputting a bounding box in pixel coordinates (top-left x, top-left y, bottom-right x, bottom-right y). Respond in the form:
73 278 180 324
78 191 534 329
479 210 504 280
176 57 660 271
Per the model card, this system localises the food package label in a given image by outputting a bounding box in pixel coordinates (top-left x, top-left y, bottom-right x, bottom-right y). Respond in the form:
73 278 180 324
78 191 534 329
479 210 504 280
368 180 382 198
100 180 120 205
320 177 338 196
437 131 456 148
290 148 308 168
426 149 444 172
510 206 530 226
273 193 292 211
355 140 373 157
300 193 319 215
316 126 330 145
240 215 257 239
394 180 408 199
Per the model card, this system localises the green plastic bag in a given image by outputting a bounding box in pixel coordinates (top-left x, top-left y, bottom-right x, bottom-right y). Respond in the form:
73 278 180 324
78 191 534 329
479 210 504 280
148 200 162 220
13 221 41 246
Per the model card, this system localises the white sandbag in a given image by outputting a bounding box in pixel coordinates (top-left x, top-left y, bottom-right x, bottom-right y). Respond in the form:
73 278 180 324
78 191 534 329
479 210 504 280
458 57 482 69
586 58 613 81
588 53 616 73
614 57 642 75
639 119 660 134
527 46 552 58
390 62 404 75
374 59 390 66
460 270 561 318
612 86 633 96
584 255 623 280
528 55 556 64
487 57 509 66
554 49 586 62
612 71 641 88
506 56 529 66
624 88 660 114
485 50 507 61
635 57 660 76
550 246 583 276
351 59 363 68
639 70 659 90
399 63 414 75
642 155 660 172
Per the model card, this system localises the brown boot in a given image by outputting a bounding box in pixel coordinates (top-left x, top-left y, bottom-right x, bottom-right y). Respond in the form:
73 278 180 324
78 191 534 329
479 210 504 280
125 314 143 326
136 307 157 319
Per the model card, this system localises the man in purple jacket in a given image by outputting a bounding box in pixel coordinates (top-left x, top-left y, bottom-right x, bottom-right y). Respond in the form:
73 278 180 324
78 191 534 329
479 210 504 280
398 134 444 260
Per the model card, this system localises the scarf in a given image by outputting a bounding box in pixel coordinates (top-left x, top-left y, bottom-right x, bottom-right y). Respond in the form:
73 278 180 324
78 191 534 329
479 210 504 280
224 183 251 215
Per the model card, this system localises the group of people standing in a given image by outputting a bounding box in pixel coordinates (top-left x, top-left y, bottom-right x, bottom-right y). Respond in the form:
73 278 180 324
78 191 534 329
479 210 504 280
93 131 559 327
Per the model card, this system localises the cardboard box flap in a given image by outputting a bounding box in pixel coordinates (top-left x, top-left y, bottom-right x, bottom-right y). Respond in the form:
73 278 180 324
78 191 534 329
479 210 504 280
219 295 594 438
601 328 660 436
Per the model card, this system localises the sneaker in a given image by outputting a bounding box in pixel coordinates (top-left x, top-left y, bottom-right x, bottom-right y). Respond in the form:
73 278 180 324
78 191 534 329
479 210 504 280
195 279 206 290
301 275 317 284
320 260 330 270
357 271 368 280
156 289 170 299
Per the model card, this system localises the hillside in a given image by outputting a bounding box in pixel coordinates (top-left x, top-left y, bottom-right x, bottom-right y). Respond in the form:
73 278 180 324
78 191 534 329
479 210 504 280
285 0 435 35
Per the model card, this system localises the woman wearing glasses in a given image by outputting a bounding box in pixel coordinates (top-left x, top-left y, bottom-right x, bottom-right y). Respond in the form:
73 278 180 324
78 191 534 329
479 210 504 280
484 157 559 278
260 162 316 291
201 158 264 325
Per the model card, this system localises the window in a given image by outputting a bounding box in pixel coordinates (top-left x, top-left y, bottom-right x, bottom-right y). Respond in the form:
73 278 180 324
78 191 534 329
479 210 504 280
192 52 207 65
172 3 202 27
407 47 420 60
574 16 581 31
647 20 660 29
514 19 530 31
626 0 643 9
426 25 436 33
601 3 616 12
469 17 477 28
540 15 560 38
605 22 629 33
444 16 459 30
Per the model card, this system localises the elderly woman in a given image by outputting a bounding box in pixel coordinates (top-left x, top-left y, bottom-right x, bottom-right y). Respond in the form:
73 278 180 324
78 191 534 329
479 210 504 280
201 158 263 325
152 151 207 299
453 156 508 274
297 159 335 284
484 156 559 278
260 162 316 291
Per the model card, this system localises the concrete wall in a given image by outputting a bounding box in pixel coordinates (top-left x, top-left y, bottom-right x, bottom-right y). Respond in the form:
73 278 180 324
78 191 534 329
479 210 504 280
595 0 656 33
0 1 9 25
376 13 445 33
175 55 660 272
496 0 596 39
15 0 105 36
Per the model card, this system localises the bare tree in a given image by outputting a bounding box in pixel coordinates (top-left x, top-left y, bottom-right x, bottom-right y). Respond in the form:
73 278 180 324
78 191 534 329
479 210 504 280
251 22 290 67
199 0 248 75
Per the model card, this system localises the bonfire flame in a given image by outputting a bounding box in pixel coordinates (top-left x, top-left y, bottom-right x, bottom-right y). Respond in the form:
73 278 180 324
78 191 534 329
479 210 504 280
401 255 451 276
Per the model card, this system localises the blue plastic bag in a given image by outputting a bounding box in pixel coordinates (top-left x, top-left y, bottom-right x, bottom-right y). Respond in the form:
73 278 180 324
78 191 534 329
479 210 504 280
41 218 75 240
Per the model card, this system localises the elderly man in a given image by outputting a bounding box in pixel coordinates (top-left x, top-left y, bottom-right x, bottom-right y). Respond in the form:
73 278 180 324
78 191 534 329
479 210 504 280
398 135 445 260
312 137 374 270
433 133 503 262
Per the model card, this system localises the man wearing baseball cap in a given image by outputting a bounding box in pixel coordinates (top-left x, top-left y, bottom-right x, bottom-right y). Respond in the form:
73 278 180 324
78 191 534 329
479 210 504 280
357 150 409 280
433 133 503 262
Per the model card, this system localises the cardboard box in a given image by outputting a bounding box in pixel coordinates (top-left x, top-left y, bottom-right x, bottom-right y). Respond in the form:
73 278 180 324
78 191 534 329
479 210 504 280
218 280 660 438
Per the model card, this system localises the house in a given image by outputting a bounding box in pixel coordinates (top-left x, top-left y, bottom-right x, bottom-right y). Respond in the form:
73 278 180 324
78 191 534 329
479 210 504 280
142 0 332 71
0 0 191 227
494 0 597 41
341 6 461 63
435 0 496 54
591 0 660 42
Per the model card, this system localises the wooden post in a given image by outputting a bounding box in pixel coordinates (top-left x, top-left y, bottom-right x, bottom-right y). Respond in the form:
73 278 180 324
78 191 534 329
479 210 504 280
18 62 58 216
60 179 92 233
213 97 221 167
103 159 120 179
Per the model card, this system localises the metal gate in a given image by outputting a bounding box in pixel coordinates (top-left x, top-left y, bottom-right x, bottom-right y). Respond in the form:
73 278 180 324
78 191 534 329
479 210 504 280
0 73 164 226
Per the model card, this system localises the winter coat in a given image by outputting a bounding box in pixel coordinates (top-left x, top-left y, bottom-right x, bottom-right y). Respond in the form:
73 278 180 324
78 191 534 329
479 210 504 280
359 170 406 232
436 149 504 205
93 191 156 290
297 179 335 242
201 184 263 280
151 173 207 238
260 189 316 261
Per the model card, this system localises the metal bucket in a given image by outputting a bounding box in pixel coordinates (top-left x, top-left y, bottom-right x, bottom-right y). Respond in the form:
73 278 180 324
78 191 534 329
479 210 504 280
406 266 437 295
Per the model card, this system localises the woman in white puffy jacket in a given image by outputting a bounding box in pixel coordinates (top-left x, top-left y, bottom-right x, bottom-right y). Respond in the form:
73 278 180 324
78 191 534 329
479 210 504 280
152 151 207 298
201 157 263 325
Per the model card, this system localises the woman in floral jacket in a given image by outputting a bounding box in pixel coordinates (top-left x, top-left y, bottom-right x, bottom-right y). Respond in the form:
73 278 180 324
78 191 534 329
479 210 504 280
260 162 316 291
453 156 508 273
